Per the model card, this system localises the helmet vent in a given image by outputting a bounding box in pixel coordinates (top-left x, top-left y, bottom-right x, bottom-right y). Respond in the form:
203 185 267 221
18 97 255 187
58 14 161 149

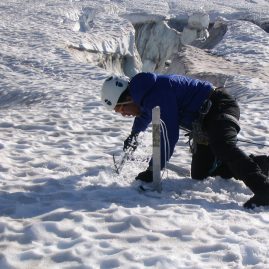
104 99 112 106
116 81 123 87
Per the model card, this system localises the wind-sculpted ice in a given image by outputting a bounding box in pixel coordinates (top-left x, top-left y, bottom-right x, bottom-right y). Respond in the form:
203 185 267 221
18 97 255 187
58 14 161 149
181 12 210 45
66 1 269 89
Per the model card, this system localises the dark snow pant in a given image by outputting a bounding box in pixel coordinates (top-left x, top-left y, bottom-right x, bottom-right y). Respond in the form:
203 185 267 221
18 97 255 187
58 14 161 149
191 88 269 194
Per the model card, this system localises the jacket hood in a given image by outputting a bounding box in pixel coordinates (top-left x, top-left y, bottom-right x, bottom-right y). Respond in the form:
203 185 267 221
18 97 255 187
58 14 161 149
129 72 157 105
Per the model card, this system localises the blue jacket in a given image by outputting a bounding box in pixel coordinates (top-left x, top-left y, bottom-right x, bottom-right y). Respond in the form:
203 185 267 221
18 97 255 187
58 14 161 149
129 72 213 168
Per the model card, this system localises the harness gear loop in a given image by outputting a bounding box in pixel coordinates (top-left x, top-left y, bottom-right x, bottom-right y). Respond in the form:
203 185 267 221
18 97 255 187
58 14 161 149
188 99 212 153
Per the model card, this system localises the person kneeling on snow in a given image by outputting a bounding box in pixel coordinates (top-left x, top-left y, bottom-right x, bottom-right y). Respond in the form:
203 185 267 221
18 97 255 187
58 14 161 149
101 72 269 209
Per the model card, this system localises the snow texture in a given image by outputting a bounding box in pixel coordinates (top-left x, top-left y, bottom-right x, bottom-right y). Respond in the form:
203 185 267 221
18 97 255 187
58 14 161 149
0 0 269 268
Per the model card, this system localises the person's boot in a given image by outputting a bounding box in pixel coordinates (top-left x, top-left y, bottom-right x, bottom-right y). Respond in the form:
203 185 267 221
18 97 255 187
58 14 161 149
226 155 269 209
249 154 269 177
241 168 269 209
135 167 153 182
244 191 269 209
242 170 269 209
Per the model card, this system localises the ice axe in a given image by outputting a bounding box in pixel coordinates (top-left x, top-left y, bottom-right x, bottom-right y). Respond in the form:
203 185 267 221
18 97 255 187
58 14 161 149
113 144 136 174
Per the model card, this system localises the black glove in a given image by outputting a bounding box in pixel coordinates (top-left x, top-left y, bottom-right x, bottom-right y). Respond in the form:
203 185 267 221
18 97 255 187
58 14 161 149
123 132 139 152
135 167 153 182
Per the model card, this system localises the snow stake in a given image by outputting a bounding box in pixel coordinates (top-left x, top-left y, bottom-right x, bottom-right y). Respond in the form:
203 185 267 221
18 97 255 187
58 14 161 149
152 106 162 192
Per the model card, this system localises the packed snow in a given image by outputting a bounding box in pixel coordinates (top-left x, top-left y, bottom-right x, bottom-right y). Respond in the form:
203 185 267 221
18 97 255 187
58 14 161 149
0 0 269 268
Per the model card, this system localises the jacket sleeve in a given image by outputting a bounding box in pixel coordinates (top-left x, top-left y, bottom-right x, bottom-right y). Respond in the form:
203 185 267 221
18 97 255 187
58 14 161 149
131 108 152 133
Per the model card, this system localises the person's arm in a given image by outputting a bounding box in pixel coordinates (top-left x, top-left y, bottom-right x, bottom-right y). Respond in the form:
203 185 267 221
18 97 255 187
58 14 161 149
123 108 151 152
131 108 152 133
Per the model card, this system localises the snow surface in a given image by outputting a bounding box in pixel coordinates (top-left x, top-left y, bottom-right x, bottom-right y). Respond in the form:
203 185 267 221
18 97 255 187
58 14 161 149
0 0 269 268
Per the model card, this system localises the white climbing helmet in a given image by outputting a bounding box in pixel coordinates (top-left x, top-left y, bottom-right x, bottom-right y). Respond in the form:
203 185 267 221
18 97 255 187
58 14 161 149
101 75 129 110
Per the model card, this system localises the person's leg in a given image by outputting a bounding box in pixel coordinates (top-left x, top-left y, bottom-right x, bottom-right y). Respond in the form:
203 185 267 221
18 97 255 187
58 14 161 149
206 120 269 208
210 162 233 179
191 142 238 180
191 144 215 180
249 154 269 177
211 154 269 179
